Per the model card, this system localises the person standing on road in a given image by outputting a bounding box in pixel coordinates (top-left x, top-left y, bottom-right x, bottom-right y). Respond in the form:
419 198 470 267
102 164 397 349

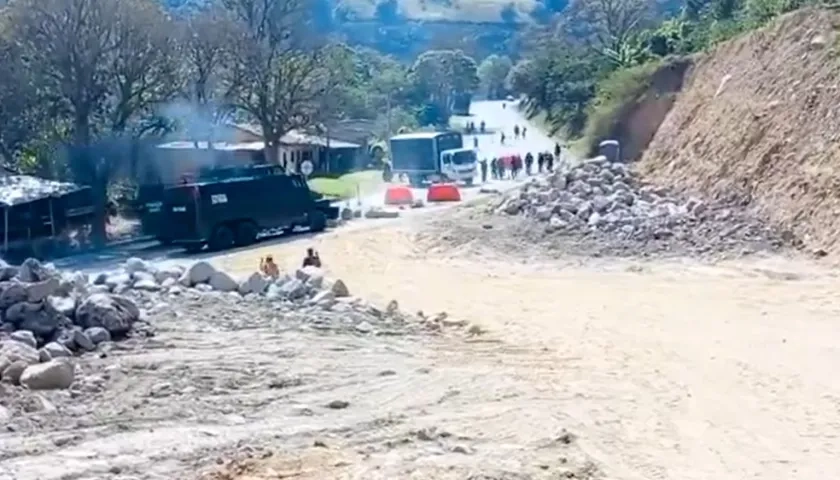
500 132 506 145
537 152 545 173
511 155 521 179
513 125 520 139
524 152 534 175
554 142 562 159
501 156 510 179
479 158 488 183
490 157 498 180
480 120 486 133
546 152 555 173
473 136 479 148
522 127 527 139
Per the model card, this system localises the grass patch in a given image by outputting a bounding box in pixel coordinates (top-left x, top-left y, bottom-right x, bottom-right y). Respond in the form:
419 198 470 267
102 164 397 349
308 170 384 200
579 61 663 156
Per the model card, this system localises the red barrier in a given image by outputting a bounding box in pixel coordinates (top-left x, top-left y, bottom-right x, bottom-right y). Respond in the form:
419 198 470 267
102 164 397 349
384 185 414 206
426 183 462 203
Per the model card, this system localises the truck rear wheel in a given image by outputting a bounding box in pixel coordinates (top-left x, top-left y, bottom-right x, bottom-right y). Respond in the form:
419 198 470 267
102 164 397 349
234 221 259 246
209 224 235 251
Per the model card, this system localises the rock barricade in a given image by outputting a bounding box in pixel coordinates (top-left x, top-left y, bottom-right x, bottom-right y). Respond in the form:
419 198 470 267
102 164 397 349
493 156 789 257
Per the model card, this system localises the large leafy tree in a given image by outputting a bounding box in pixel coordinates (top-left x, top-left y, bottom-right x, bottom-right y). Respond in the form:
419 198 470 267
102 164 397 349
410 49 479 124
7 0 181 244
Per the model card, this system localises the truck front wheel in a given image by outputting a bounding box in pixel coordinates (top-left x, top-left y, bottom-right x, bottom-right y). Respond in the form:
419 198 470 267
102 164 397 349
464 178 474 187
308 210 327 232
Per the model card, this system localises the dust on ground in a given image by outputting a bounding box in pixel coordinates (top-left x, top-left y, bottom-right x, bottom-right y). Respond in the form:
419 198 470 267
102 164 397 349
5 197 840 480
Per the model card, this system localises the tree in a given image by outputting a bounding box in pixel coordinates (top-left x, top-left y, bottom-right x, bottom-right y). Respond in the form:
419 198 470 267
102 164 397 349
222 0 331 169
478 54 513 99
410 49 479 125
180 5 240 145
562 0 652 61
8 0 181 244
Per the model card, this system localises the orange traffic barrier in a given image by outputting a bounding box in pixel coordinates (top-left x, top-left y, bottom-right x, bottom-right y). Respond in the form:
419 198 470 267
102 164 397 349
426 183 461 203
384 185 414 206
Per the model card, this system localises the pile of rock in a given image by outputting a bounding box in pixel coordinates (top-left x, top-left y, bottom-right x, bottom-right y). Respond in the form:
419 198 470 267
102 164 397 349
0 258 144 390
494 156 790 256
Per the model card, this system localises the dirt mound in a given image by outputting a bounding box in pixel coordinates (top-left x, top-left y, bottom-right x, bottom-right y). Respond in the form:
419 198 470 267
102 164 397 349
639 8 840 255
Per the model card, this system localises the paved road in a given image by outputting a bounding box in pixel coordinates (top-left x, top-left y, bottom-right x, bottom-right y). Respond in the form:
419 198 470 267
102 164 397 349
55 100 559 274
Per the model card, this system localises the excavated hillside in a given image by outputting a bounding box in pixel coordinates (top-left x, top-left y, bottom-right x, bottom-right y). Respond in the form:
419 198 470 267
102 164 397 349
639 8 840 254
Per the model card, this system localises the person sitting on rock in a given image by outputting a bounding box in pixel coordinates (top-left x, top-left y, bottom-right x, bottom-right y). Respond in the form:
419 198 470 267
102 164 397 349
302 248 322 268
260 255 280 278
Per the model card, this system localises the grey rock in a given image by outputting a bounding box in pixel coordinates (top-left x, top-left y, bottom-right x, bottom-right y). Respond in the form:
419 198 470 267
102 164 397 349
20 359 75 390
296 267 324 289
26 277 60 303
47 297 76 317
124 257 151 274
72 329 95 351
186 261 216 285
133 279 160 291
10 330 36 348
2 360 27 385
84 327 111 344
18 258 48 283
75 294 139 336
0 340 39 371
6 301 63 337
239 272 269 295
105 273 131 291
40 341 72 360
88 285 111 294
0 266 18 281
279 278 307 300
331 279 350 298
208 271 238 292
0 282 27 310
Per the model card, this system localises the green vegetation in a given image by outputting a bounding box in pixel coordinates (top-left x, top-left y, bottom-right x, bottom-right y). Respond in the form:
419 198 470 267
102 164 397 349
308 170 384 199
509 0 816 155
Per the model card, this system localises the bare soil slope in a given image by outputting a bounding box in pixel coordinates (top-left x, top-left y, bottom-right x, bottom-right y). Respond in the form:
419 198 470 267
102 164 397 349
639 8 840 254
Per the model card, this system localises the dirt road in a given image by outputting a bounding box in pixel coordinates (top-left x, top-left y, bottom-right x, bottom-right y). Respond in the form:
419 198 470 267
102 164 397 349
205 216 840 480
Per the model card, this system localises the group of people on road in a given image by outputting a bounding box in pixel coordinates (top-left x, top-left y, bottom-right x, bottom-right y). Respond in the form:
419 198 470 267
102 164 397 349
477 149 558 183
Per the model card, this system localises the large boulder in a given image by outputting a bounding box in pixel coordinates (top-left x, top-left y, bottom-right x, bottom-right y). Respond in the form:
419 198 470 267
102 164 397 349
124 257 152 275
208 271 238 292
0 340 39 372
26 277 60 302
17 258 49 283
9 330 36 348
20 359 75 390
0 282 27 309
180 261 216 286
75 294 140 336
239 272 269 295
5 301 66 337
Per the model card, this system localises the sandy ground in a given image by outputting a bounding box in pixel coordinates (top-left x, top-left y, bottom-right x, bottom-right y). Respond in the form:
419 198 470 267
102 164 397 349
4 199 840 480
207 211 840 480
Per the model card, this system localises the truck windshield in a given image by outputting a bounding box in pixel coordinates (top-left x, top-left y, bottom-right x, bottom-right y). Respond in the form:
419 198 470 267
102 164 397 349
451 150 476 165
436 133 462 153
390 139 435 171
